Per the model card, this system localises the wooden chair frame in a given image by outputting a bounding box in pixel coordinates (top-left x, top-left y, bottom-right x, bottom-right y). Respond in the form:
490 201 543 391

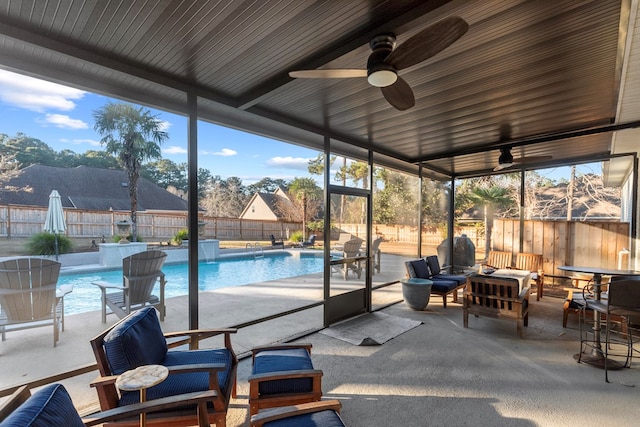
250 400 343 427
485 251 512 269
464 275 530 338
0 385 219 427
89 314 238 427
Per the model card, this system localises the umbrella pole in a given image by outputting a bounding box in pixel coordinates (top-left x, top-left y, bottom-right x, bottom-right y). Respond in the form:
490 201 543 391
54 233 59 261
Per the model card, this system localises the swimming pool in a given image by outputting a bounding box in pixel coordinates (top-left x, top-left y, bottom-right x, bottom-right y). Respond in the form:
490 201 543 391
59 252 324 315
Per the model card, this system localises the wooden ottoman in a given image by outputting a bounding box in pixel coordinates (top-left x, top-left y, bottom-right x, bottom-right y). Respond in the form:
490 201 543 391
248 343 323 415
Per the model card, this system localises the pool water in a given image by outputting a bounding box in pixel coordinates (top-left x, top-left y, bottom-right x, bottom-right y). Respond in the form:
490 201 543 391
59 252 324 315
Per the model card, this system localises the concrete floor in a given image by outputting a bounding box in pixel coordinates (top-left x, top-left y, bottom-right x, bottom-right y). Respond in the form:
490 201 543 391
2 256 640 426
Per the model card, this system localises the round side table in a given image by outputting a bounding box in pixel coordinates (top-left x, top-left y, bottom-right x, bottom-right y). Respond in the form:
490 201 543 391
401 278 433 310
116 364 169 426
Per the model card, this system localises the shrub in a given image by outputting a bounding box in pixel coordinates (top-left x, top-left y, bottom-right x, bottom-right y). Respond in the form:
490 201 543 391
289 230 304 242
171 228 189 245
112 234 144 243
27 232 72 256
175 229 189 240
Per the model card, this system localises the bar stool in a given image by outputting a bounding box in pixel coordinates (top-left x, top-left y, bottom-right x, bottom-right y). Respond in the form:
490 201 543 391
579 279 640 382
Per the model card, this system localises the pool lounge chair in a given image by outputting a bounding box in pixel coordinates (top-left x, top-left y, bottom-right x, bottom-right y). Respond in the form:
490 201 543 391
0 257 72 347
92 250 167 323
270 234 285 249
299 234 317 248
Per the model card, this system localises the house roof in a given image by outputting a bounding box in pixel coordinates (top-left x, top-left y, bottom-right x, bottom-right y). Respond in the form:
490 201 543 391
0 164 189 211
0 1 639 181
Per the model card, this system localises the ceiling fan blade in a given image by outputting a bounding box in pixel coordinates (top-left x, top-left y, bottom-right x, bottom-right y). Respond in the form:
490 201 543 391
513 155 553 164
289 69 367 79
493 164 511 172
381 76 415 110
386 16 469 71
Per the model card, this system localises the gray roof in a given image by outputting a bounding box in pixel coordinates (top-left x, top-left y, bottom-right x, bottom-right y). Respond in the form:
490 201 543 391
0 165 188 211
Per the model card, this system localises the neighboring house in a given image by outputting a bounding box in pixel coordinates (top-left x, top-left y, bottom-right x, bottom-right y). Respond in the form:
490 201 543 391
239 186 292 220
0 164 189 212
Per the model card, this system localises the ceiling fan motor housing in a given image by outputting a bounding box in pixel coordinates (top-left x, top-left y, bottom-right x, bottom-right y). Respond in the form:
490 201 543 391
498 147 514 165
367 34 397 87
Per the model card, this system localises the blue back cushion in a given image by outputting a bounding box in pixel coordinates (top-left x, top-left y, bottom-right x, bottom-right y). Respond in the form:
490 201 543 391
0 384 84 427
103 307 167 375
426 256 441 275
263 410 345 427
408 259 430 279
253 348 314 395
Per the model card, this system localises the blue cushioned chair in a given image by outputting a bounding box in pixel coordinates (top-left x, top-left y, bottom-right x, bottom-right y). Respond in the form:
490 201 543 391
89 307 237 426
250 400 345 427
425 256 467 285
248 344 323 416
0 384 219 427
405 258 467 308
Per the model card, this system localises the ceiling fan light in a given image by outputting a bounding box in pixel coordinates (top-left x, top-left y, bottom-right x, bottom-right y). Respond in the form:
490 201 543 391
367 69 397 87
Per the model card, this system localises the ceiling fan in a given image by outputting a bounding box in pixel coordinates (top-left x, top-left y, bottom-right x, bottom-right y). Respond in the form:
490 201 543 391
493 147 553 172
288 16 469 111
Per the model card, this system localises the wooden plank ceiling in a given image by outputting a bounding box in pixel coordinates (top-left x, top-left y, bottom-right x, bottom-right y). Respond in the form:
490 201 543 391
0 0 637 178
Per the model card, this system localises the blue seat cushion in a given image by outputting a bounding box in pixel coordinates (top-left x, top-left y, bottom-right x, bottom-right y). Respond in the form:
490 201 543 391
263 409 345 427
118 348 234 406
0 384 84 427
408 259 430 279
430 279 461 293
253 348 314 396
103 307 168 375
432 273 467 285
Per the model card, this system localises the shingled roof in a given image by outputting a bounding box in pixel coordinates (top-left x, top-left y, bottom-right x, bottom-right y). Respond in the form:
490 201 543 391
0 164 188 211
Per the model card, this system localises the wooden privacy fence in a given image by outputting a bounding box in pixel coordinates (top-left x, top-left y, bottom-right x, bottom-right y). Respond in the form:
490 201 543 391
0 204 629 275
492 219 630 281
0 205 300 241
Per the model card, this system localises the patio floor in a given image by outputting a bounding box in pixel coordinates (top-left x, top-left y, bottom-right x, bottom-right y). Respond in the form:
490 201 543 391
1 256 639 426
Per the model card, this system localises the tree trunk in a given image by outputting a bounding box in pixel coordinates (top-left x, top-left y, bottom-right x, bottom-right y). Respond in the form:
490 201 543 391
129 171 138 241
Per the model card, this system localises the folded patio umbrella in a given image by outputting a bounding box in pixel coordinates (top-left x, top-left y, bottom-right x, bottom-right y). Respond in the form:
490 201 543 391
44 190 66 260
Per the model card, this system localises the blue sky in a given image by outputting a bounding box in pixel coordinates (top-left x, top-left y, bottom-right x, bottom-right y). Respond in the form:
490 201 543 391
0 69 597 185
0 69 321 185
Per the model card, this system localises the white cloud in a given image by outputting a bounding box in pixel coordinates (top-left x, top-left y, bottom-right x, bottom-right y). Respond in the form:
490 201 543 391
158 120 171 132
201 148 237 156
267 156 312 170
39 114 88 129
163 146 187 154
0 70 85 112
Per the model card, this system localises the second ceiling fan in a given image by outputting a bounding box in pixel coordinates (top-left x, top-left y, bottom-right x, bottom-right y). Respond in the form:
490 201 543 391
289 16 469 111
494 147 553 172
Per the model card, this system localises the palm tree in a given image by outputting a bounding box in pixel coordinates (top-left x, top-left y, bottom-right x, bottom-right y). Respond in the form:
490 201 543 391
288 177 322 240
93 103 168 241
467 186 514 258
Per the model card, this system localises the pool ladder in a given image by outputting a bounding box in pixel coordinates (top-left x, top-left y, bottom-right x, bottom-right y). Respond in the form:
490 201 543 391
245 242 264 259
